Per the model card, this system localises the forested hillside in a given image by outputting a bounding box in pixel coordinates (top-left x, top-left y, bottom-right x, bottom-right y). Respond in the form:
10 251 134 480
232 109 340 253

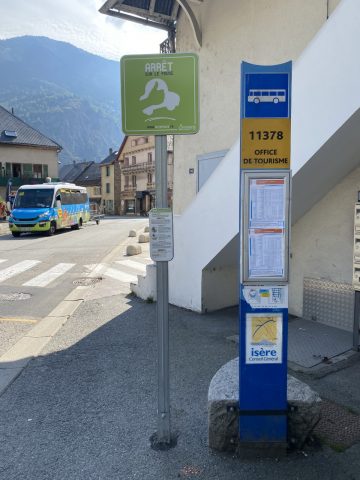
0 36 122 164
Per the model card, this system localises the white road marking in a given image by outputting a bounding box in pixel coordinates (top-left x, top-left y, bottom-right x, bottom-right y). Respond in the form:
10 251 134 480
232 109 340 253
23 263 75 287
0 259 7 264
0 260 41 283
115 260 148 273
103 267 138 283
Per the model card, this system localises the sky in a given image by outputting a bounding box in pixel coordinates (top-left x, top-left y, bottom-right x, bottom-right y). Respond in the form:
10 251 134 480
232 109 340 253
0 0 166 60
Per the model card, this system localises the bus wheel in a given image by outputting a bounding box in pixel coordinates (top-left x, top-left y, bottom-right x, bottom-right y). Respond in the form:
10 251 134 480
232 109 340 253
12 231 21 237
47 222 56 236
72 218 82 230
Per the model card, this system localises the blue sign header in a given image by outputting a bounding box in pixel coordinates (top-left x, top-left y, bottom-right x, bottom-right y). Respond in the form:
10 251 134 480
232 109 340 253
241 61 292 119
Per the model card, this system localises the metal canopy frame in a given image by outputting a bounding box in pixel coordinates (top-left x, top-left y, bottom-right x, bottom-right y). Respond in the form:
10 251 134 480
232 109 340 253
99 0 202 47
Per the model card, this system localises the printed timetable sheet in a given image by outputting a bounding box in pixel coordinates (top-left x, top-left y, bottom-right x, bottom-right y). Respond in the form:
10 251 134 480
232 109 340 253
248 179 286 279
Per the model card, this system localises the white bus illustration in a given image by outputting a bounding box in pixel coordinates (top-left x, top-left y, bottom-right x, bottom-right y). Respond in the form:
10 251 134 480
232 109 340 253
248 89 286 104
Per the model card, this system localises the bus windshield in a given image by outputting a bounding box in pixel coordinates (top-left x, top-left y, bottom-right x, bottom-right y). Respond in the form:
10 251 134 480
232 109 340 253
14 189 54 209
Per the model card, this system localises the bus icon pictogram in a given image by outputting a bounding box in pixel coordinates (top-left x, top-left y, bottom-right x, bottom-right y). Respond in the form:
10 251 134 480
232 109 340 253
248 89 286 104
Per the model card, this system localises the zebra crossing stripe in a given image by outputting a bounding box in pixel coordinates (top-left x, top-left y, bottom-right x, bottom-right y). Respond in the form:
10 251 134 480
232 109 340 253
103 267 138 283
0 259 7 264
0 260 41 283
23 263 75 287
115 260 148 273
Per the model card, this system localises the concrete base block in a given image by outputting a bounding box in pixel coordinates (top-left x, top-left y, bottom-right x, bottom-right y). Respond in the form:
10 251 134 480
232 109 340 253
138 233 149 243
131 263 156 301
144 226 149 233
208 358 321 453
128 230 137 237
126 244 142 256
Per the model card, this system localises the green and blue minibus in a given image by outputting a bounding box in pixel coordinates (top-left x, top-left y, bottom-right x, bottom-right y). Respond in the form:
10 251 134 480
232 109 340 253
8 182 90 237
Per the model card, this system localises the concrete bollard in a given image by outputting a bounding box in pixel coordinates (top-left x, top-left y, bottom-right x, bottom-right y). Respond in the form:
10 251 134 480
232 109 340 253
138 233 149 243
126 244 142 256
208 358 321 453
128 230 137 237
144 226 149 233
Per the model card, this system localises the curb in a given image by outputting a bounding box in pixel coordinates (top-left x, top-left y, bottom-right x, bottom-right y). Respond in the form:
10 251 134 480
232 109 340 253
0 224 147 396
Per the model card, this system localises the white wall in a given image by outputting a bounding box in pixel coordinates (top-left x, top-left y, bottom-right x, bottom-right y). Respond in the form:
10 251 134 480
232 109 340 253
166 0 360 314
169 140 240 312
173 0 341 214
290 166 359 316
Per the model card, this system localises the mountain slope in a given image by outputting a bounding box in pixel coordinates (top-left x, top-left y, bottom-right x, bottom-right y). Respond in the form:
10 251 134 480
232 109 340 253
0 36 122 164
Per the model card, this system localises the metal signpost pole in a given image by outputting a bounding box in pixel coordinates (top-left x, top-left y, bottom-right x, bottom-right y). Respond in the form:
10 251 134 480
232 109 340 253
120 53 198 450
155 135 171 443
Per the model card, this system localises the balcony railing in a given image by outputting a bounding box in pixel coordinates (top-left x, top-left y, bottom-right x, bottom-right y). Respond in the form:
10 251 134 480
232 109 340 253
123 186 137 193
0 176 59 187
122 161 155 175
146 182 173 191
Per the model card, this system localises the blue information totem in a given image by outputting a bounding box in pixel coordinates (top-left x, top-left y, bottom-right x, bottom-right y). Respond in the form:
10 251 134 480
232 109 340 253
239 61 292 452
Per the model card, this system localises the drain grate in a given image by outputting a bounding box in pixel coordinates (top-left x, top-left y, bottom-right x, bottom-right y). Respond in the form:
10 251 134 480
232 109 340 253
0 292 31 301
314 399 360 450
73 277 102 286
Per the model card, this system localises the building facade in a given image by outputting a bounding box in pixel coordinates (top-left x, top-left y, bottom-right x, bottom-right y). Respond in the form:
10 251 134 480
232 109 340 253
100 148 118 215
100 1 360 335
0 105 61 200
118 135 173 215
173 0 341 214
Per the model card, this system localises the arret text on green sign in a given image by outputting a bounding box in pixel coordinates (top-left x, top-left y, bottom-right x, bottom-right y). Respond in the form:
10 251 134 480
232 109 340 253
120 53 199 136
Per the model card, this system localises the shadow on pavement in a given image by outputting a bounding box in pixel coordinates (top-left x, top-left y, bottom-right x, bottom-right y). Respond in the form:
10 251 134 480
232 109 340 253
0 294 360 480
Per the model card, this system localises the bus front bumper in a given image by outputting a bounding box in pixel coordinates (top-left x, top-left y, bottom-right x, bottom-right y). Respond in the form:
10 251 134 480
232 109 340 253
9 221 51 233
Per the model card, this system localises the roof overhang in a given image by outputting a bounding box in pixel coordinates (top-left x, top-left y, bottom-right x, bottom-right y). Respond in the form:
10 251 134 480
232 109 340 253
99 0 202 47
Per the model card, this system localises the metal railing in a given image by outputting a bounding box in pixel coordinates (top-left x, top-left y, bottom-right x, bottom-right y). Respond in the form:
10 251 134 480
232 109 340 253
0 176 59 187
122 161 155 174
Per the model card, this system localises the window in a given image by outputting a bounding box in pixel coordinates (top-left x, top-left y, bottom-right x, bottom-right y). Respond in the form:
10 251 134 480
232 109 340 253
124 157 129 167
125 176 129 187
131 139 137 147
14 188 54 208
132 175 136 187
132 156 136 165
148 152 152 163
106 183 110 194
59 189 87 205
33 164 42 179
147 173 152 184
23 164 33 178
4 130 17 138
43 164 49 178
106 166 110 176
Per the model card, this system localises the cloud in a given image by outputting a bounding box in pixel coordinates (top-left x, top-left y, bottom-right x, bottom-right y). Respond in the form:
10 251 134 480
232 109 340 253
0 0 166 59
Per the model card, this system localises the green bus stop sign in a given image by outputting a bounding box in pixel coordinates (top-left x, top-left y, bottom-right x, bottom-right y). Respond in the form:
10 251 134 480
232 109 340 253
120 53 199 136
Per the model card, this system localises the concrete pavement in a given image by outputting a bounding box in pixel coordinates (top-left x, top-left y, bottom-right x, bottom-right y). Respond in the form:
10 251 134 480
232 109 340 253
0 287 360 479
0 221 9 236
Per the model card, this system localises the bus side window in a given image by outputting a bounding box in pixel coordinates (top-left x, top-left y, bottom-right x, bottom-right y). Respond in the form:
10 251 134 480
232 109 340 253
56 193 61 208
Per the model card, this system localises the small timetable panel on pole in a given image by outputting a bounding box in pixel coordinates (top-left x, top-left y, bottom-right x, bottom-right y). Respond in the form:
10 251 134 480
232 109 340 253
149 208 174 262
